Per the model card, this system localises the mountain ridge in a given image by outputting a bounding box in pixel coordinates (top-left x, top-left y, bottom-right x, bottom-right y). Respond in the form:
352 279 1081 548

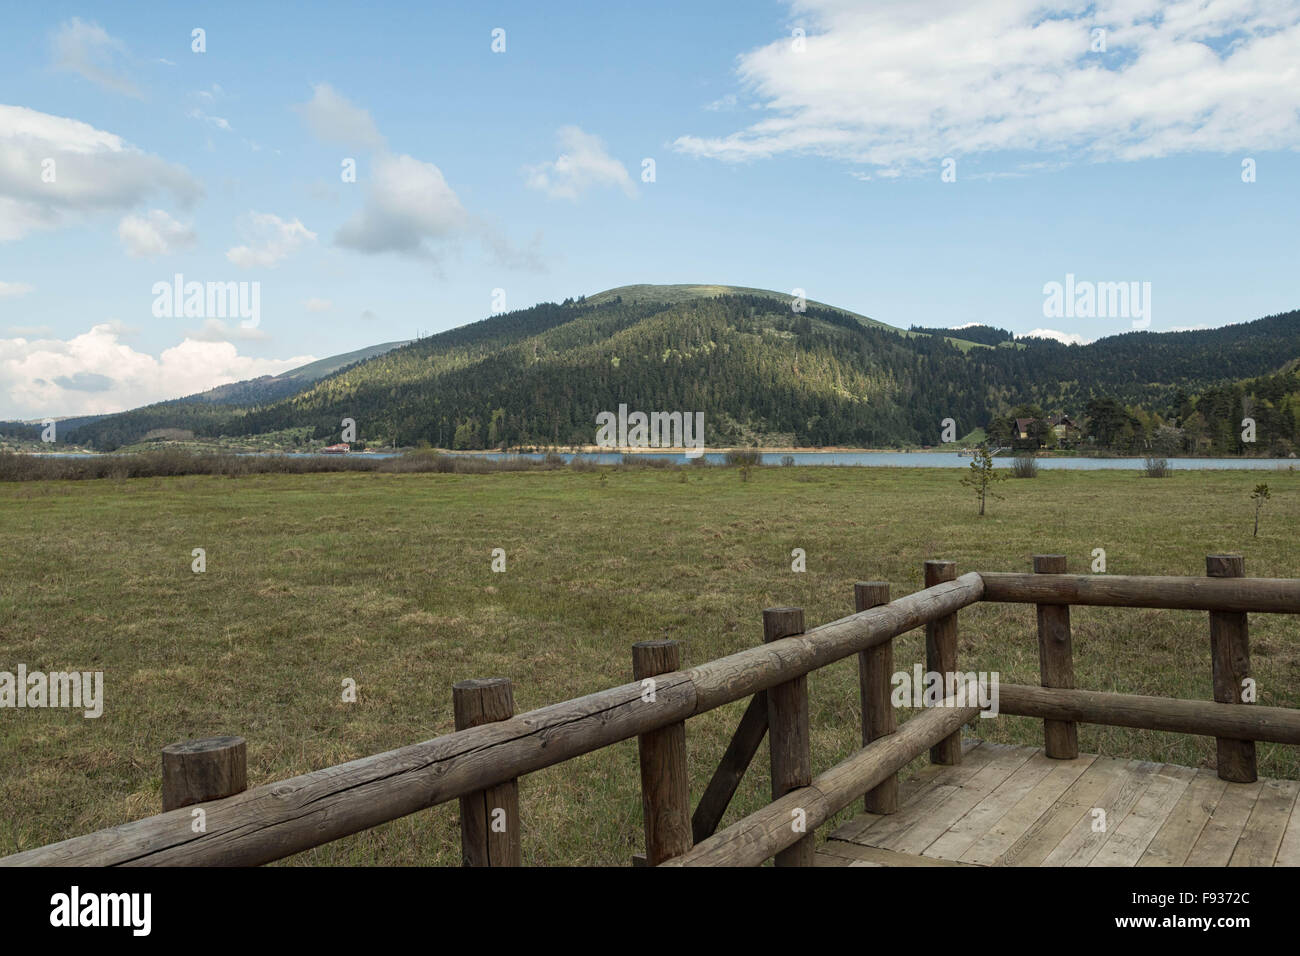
46 284 1300 455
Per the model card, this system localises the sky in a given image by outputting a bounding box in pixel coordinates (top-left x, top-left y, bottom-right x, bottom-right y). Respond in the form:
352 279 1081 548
2 0 1299 420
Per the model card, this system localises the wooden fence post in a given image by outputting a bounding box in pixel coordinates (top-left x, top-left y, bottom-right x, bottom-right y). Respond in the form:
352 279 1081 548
924 560 962 765
855 582 897 813
1206 555 1257 783
452 678 522 866
632 639 693 865
765 607 814 866
1034 555 1078 759
162 736 247 811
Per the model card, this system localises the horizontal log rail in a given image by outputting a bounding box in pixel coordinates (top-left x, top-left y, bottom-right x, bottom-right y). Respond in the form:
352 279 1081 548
997 685 1300 745
0 573 984 867
663 683 981 867
978 572 1300 613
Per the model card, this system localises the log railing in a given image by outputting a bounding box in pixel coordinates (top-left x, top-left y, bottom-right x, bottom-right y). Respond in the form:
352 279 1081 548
4 555 1299 868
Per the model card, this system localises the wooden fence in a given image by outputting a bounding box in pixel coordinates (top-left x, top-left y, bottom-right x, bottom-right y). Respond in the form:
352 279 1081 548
4 554 1299 868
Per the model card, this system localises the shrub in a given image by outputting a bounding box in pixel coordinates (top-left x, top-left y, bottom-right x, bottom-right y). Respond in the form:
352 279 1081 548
1011 451 1039 478
619 454 675 469
724 449 761 467
1142 455 1170 478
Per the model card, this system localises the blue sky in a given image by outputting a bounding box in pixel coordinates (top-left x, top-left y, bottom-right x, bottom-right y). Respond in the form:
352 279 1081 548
2 0 1299 419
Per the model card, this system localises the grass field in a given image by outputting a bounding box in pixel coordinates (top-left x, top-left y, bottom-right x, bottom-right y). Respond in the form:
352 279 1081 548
2 464 1298 865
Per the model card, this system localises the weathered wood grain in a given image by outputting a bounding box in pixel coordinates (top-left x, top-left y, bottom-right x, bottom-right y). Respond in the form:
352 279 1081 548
960 754 1097 865
161 737 247 812
924 561 962 765
856 744 999 850
633 641 692 865
1137 770 1229 867
1228 778 1300 867
452 678 521 867
1185 780 1263 866
979 572 1300 613
1206 555 1257 783
828 741 981 844
1033 555 1077 759
882 744 1035 856
997 684 1300 744
817 842 975 867
855 581 897 814
764 608 813 867
1088 764 1196 867
922 749 1052 859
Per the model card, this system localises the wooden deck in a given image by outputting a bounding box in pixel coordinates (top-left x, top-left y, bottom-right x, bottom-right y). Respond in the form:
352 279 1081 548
817 741 1300 867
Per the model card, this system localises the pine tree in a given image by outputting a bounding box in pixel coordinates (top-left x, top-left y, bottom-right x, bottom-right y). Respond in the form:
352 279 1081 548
960 445 1007 516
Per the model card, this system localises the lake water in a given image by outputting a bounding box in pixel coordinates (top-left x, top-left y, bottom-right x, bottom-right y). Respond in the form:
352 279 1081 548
32 450 1298 470
453 451 1298 470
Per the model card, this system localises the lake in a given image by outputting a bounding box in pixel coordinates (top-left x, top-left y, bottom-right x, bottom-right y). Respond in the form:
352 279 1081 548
461 451 1298 470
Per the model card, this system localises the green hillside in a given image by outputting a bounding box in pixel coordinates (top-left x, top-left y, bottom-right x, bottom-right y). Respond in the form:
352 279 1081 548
60 285 1300 455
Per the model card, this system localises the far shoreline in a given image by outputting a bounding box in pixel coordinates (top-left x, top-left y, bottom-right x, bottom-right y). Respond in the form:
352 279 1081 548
6 442 1296 462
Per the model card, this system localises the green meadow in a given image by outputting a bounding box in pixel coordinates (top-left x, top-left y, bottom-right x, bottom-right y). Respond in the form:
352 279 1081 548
1 465 1297 865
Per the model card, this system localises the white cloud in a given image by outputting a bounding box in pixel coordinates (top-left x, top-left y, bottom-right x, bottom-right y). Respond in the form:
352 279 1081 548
117 209 196 258
50 18 140 98
187 108 232 132
1018 328 1091 345
0 323 314 418
296 85 542 268
674 0 1300 170
226 212 316 268
335 153 468 256
0 281 35 298
525 126 636 200
304 298 333 312
295 83 385 150
0 104 201 241
704 94 738 111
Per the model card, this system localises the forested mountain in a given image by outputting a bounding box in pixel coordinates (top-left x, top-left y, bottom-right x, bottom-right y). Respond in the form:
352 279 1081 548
59 285 1300 455
910 324 1015 347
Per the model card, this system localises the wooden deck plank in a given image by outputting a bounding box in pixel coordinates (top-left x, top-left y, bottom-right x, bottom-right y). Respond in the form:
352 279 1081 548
1229 779 1300 867
1137 770 1229 867
960 753 1099 866
1040 759 1161 867
924 749 1056 860
816 841 974 867
827 740 984 844
824 743 1298 867
881 744 1037 856
845 742 1001 848
1185 779 1264 867
1276 788 1300 867
1089 764 1196 867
